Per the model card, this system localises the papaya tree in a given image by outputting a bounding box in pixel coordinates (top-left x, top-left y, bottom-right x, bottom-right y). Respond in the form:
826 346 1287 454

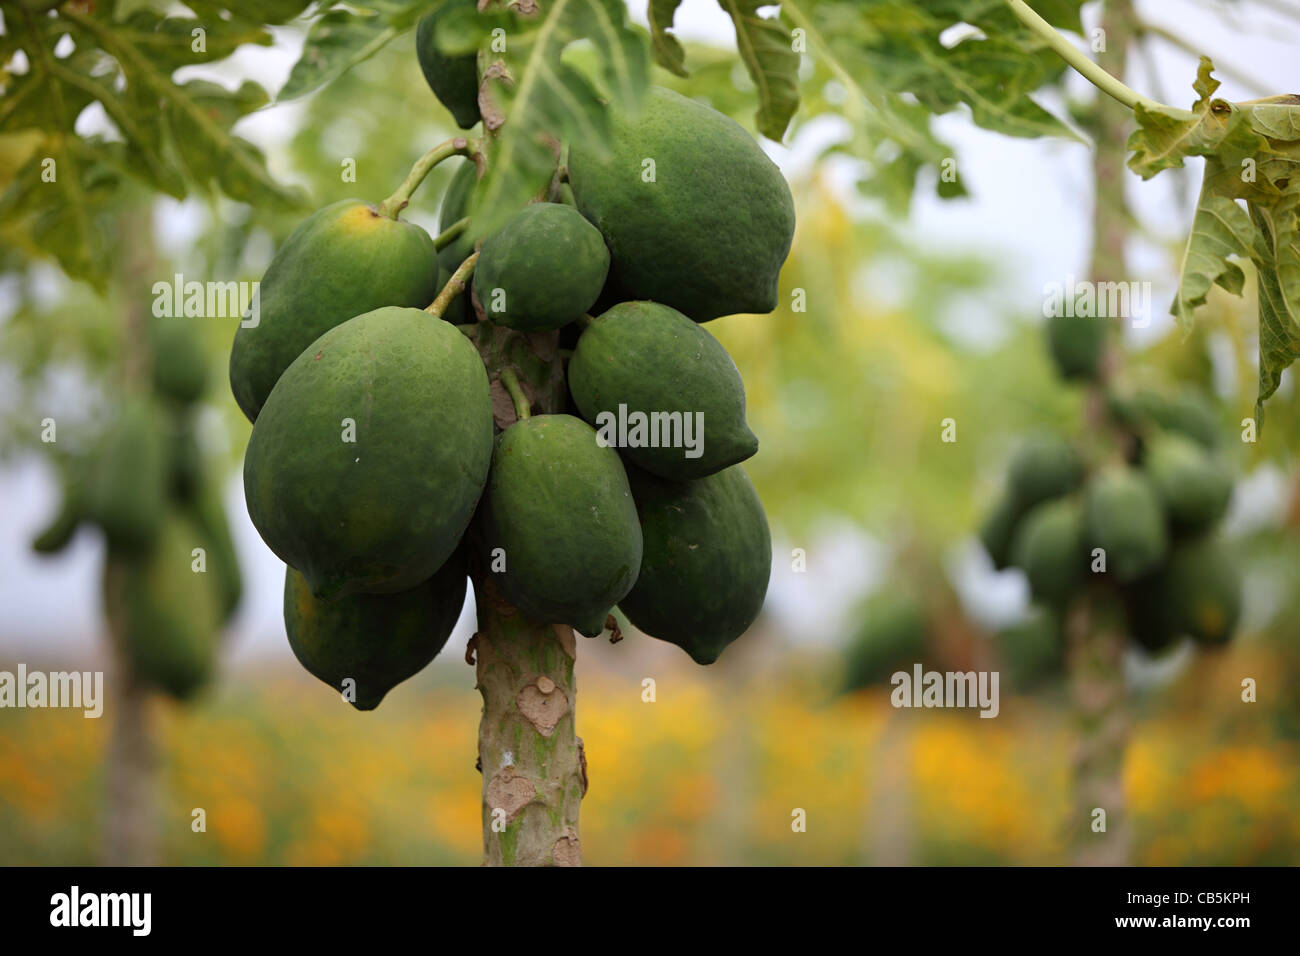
5 0 1299 868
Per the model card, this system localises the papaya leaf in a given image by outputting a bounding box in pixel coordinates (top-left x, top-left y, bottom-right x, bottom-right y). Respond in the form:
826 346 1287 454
278 9 403 102
1250 206 1300 426
717 0 800 141
647 0 688 77
473 0 648 243
1169 175 1253 332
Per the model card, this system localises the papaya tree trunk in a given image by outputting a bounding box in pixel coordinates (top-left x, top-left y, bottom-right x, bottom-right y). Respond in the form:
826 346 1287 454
472 577 584 866
1070 0 1135 867
102 558 162 866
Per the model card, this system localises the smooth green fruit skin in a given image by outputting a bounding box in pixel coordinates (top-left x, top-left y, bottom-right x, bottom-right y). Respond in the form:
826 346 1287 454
1007 432 1084 513
569 301 757 479
151 317 208 404
1085 467 1168 583
568 86 796 321
996 605 1063 690
474 203 610 331
979 494 1020 570
1046 313 1107 382
285 547 467 711
1129 536 1242 647
166 418 203 503
1012 497 1085 606
229 200 439 422
842 592 926 691
188 479 242 624
437 159 478 278
1115 386 1220 449
415 2 480 130
479 414 643 637
620 463 771 664
84 396 168 553
1143 433 1232 530
108 512 220 700
244 307 493 600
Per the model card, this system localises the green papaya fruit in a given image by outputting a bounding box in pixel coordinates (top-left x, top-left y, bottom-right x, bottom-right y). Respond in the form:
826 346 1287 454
478 414 642 636
1128 536 1242 647
415 1 480 130
437 158 478 277
619 463 771 664
1006 432 1084 513
84 396 168 553
244 307 493 599
1012 497 1085 606
569 301 758 480
150 316 208 404
31 472 84 555
995 605 1063 690
1085 466 1167 582
104 512 221 700
1124 581 1183 654
842 592 926 691
166 417 203 503
1045 313 1107 382
1142 432 1232 531
473 203 610 331
978 494 1021 570
1111 386 1220 449
187 480 243 624
229 199 439 422
568 86 796 321
284 546 467 711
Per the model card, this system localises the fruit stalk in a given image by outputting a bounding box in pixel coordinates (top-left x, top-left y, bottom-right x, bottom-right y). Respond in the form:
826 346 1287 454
472 577 584 866
427 251 478 320
377 137 475 220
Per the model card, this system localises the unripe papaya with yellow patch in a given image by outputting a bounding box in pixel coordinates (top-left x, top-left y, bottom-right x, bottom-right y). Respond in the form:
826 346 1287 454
568 86 795 321
284 547 467 711
229 200 439 422
1130 536 1242 647
244 307 493 600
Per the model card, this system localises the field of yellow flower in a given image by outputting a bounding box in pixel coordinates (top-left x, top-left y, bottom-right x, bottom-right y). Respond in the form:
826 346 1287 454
1 645 1296 866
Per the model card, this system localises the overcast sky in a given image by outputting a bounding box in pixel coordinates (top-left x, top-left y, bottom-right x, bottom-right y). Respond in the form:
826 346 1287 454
2 0 1296 664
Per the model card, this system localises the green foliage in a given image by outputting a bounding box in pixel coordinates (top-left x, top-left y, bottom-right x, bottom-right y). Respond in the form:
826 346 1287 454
1128 60 1300 420
0 2 304 287
243 307 493 600
284 548 467 711
619 463 771 664
105 512 222 701
1085 466 1168 584
415 1 481 129
1013 497 1085 607
228 199 440 423
569 301 757 480
478 414 643 638
473 203 609 331
568 86 795 320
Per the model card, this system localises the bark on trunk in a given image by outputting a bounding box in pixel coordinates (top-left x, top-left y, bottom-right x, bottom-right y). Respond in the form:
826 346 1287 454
102 557 162 866
472 577 585 866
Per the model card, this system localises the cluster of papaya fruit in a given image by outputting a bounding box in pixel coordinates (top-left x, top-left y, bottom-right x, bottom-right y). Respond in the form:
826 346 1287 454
230 13 793 709
33 318 242 699
981 336 1242 664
